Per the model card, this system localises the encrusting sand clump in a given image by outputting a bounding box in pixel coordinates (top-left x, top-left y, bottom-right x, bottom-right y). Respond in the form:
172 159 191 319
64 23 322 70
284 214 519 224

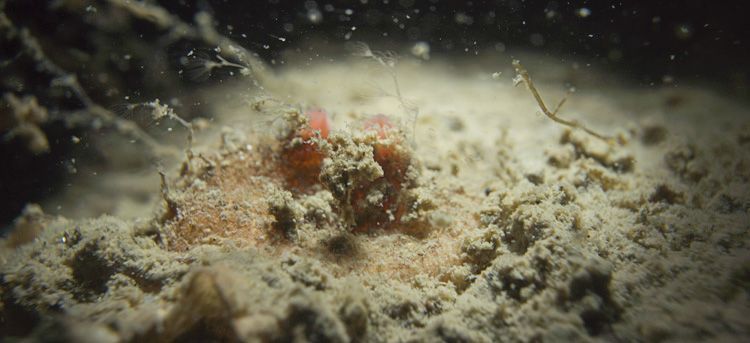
1 53 749 342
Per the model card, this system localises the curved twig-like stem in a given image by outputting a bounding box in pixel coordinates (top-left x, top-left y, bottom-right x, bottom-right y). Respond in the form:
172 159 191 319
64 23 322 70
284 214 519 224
512 60 615 144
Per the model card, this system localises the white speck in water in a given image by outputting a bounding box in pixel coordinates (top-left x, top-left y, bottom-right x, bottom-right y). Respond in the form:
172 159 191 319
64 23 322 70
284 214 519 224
410 41 430 60
576 8 592 18
675 24 693 39
491 72 502 80
307 9 323 24
454 12 474 25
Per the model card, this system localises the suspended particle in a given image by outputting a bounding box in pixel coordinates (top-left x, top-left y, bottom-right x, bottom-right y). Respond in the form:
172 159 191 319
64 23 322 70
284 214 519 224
410 41 430 60
675 24 693 40
308 8 323 24
576 8 592 18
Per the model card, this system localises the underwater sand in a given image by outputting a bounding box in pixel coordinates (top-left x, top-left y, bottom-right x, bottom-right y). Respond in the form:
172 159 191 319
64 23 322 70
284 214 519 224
2 50 749 342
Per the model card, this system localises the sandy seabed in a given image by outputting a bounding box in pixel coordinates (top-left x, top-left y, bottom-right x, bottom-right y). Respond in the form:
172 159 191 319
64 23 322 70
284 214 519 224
1 50 749 342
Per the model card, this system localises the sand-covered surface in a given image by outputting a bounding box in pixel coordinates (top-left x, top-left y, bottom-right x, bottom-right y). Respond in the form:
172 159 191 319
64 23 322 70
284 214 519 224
1 50 749 342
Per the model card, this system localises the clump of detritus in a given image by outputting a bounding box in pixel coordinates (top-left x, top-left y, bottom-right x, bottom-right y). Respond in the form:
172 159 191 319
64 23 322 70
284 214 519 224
278 109 330 189
272 107 427 234
267 190 305 241
1 94 50 154
3 204 48 248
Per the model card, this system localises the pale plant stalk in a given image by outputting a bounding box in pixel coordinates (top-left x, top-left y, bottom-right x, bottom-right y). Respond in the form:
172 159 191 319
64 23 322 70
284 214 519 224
512 60 614 144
